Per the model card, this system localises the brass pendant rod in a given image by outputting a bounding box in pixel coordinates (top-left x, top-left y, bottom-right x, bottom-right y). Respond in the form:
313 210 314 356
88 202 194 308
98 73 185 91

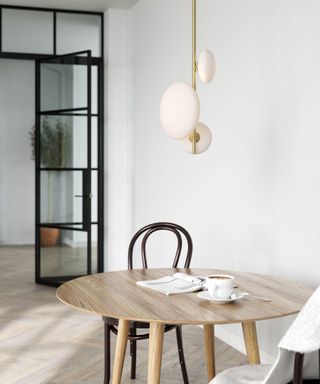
192 0 197 90
192 0 197 154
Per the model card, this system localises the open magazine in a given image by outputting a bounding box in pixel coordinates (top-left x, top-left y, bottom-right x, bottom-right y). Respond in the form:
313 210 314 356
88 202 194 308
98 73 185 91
136 272 205 295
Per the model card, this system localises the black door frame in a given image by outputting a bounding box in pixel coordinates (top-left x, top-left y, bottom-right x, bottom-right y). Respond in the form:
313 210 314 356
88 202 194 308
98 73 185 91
35 50 104 286
0 5 104 286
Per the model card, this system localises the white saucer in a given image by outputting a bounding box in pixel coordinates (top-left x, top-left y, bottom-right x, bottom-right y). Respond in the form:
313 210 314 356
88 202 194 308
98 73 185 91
197 291 245 304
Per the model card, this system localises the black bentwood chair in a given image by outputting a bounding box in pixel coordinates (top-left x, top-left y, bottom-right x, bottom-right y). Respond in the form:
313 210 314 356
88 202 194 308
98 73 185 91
103 222 193 384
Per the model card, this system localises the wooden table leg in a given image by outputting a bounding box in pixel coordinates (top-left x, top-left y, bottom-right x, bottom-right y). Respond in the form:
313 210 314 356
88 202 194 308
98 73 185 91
148 322 165 384
203 324 216 380
111 319 130 384
242 322 260 364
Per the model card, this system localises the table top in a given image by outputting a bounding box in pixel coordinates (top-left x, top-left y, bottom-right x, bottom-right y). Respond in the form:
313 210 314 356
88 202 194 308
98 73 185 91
56 268 313 325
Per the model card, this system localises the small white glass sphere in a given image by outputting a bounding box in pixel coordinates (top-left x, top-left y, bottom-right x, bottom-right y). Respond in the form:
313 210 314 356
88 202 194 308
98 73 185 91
160 82 200 139
180 121 212 154
198 50 216 83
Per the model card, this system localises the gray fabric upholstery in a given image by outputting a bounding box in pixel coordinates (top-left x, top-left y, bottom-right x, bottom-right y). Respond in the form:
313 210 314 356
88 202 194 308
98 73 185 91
209 365 272 384
209 287 320 384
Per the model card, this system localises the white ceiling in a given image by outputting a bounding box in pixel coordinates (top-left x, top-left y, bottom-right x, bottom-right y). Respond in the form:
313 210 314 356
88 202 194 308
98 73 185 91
0 0 139 12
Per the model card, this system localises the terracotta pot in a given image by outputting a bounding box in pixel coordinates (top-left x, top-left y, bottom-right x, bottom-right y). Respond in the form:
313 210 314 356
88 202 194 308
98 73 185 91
40 227 60 247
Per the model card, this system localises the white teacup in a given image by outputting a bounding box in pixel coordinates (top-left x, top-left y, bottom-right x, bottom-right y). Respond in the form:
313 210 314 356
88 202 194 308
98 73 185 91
205 274 234 299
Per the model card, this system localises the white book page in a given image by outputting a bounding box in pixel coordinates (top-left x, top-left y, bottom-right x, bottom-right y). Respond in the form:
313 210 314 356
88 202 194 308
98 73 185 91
136 274 203 295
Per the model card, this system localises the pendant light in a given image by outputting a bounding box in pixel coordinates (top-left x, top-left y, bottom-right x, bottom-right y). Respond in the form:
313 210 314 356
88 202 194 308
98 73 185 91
160 0 216 154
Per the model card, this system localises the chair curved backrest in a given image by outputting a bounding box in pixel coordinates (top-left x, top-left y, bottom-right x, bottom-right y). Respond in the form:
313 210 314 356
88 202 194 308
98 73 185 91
128 222 193 270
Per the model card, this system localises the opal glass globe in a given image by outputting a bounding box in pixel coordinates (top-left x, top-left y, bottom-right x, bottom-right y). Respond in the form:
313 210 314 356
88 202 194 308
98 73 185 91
160 82 200 139
180 121 212 154
198 50 216 84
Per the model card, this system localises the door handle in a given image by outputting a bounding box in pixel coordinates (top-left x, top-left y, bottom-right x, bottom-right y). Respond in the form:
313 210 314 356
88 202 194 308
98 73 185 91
74 194 92 199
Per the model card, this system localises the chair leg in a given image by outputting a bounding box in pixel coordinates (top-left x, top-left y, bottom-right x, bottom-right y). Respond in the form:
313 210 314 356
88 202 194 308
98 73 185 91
130 325 137 380
293 352 304 384
104 322 111 384
175 325 189 384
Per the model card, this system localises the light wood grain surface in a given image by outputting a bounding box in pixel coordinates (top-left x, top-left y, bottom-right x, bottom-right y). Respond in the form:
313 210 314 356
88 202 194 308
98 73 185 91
147 323 165 383
242 322 261 364
203 324 215 380
111 319 130 384
0 246 249 384
57 268 313 325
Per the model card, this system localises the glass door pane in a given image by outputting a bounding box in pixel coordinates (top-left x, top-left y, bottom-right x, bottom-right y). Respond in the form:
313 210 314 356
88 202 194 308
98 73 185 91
56 13 101 57
40 115 88 169
40 62 88 112
40 229 88 282
40 170 83 226
2 8 54 54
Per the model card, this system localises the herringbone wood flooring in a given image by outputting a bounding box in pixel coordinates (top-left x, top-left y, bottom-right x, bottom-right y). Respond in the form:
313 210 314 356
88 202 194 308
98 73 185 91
0 246 246 384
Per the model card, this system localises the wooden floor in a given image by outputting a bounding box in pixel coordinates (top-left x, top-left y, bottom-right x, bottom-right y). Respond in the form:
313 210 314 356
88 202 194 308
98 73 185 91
0 246 246 384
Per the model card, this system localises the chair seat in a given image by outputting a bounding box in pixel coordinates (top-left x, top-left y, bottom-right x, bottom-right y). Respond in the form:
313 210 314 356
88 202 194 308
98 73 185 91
209 364 272 384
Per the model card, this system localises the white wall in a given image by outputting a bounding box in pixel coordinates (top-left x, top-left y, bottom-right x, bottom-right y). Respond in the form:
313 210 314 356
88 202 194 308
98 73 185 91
104 0 320 359
0 60 35 245
105 9 133 271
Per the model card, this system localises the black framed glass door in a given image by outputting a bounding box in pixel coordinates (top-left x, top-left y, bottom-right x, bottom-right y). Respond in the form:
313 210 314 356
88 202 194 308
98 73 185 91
35 50 103 286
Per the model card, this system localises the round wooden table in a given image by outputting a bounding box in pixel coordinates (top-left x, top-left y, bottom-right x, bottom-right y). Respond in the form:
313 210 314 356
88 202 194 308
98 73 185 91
57 268 313 384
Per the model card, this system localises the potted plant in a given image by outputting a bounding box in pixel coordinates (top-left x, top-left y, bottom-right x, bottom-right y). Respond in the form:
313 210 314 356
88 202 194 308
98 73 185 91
30 117 71 246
